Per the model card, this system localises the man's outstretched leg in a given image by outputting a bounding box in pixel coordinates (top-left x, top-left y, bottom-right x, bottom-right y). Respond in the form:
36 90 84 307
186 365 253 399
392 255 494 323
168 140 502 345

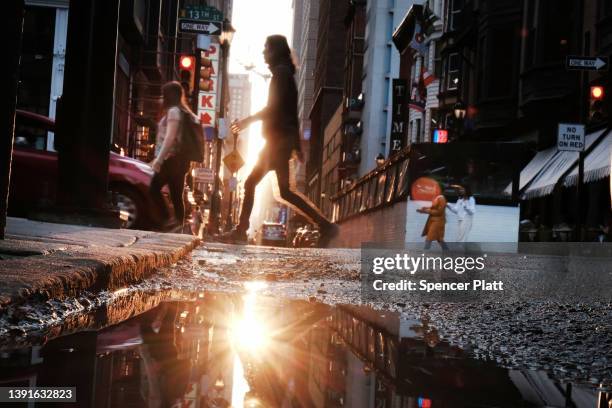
275 161 339 247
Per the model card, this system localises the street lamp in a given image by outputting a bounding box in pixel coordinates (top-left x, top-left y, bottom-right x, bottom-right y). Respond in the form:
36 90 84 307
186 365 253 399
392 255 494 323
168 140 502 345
220 19 235 46
452 101 467 141
376 153 385 167
453 101 467 120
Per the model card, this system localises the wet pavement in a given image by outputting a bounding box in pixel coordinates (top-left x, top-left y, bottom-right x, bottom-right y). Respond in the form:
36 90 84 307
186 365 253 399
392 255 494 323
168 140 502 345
0 242 611 407
1 288 610 407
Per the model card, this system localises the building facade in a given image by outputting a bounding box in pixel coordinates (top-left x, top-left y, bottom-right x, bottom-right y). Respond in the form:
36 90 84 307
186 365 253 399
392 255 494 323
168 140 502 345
292 0 319 193
223 73 251 226
307 0 349 208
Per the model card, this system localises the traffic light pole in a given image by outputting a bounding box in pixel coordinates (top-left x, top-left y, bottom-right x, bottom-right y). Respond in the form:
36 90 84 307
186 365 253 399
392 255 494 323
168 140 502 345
192 49 201 113
207 41 229 235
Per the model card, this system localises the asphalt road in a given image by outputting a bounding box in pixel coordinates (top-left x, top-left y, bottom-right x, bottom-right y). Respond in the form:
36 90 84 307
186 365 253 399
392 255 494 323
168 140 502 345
0 242 610 388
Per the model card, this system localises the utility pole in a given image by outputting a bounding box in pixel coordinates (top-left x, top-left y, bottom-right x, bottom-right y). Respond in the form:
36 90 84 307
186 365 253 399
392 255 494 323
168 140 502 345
1 0 25 239
208 33 231 235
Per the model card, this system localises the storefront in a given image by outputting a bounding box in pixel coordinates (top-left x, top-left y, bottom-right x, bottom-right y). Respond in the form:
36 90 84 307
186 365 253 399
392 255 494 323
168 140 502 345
515 128 611 241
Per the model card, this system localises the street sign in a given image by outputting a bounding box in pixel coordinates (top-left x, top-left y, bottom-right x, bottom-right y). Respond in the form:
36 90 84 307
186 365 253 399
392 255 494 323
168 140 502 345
182 5 223 22
557 123 585 152
229 176 238 192
199 109 216 126
193 168 215 184
197 40 221 128
223 150 245 174
566 56 609 71
178 19 221 35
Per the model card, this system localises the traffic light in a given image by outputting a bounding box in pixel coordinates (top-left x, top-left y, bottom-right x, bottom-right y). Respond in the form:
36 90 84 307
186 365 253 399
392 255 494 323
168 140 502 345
179 55 195 94
199 56 215 92
589 85 606 123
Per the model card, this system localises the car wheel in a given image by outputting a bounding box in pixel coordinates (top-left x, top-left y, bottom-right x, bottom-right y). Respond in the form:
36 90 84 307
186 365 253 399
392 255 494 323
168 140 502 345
113 187 145 229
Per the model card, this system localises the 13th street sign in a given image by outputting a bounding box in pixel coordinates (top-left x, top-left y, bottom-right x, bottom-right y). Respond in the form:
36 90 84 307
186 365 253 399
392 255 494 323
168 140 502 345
179 19 221 35
566 56 609 71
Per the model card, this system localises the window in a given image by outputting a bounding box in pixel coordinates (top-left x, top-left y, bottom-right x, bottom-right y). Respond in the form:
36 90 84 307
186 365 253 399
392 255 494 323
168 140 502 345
415 118 422 142
447 0 464 31
17 6 55 116
14 116 48 150
445 53 461 90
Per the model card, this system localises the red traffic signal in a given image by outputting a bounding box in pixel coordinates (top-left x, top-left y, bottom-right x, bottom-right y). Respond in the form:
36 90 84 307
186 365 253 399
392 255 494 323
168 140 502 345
179 55 195 93
180 55 194 70
590 86 604 100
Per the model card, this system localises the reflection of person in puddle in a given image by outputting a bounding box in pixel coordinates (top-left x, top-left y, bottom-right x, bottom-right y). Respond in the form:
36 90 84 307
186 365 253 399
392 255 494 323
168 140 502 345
418 194 449 250
139 302 191 408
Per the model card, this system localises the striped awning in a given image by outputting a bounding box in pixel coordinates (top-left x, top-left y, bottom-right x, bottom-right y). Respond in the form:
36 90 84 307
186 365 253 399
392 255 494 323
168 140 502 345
564 130 611 187
521 128 606 199
503 146 557 195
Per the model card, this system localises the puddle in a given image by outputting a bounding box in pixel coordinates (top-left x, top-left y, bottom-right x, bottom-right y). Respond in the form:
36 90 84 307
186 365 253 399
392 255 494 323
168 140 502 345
0 285 609 407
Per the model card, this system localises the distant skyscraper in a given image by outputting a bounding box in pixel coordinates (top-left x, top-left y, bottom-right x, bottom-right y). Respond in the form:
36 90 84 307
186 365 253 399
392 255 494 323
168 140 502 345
226 73 251 163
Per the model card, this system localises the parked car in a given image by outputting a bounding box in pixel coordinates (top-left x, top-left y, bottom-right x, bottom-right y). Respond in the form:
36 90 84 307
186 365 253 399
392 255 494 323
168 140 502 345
8 110 168 229
258 222 287 247
292 225 320 248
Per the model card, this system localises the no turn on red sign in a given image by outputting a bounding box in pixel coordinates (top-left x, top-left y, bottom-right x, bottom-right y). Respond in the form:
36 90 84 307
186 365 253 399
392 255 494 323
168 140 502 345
557 123 585 152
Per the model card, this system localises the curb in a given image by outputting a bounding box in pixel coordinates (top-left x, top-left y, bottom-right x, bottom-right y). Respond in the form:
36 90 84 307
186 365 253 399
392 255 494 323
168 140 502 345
0 233 200 312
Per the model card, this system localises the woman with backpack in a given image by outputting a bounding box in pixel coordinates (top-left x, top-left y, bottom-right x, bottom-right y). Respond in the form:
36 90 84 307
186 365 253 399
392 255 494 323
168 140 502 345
150 81 198 230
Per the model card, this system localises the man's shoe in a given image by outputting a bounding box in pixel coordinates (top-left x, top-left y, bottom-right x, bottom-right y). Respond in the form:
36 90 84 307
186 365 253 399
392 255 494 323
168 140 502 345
318 223 339 248
217 229 248 245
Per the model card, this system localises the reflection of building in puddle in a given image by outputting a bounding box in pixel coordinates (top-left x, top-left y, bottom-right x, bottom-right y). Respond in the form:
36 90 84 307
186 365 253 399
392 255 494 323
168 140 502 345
310 305 604 408
0 295 607 408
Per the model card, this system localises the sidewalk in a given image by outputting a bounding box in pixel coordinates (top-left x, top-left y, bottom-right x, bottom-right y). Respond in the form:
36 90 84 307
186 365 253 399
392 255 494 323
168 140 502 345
0 217 199 310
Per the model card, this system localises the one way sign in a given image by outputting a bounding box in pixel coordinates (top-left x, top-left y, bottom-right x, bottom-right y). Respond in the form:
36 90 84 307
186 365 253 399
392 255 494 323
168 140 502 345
566 56 609 71
179 19 221 35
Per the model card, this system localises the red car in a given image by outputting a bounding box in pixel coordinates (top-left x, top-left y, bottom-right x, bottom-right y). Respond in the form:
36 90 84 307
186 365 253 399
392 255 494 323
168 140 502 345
9 110 167 229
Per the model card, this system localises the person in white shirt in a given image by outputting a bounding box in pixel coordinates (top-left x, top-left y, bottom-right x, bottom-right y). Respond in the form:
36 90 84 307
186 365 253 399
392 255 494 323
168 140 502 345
447 185 476 242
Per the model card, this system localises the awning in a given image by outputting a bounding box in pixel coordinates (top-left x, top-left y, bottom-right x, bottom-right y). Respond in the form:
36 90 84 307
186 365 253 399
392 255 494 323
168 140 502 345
503 147 557 195
564 130 611 187
521 128 606 199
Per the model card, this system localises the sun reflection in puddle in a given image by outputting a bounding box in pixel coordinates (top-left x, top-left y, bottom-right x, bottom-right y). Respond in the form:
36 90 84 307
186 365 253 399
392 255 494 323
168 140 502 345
229 281 270 407
232 281 269 352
